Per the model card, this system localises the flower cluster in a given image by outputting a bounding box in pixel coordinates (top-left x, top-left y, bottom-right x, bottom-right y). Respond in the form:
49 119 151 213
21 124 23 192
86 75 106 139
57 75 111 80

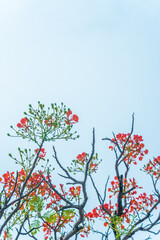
130 193 158 213
17 118 29 132
69 186 81 199
77 152 86 163
4 103 160 240
43 210 75 240
1 169 50 199
83 172 158 238
89 163 99 173
2 103 81 239
108 176 141 199
15 102 80 143
67 152 101 175
143 156 160 178
0 169 78 240
35 148 46 158
65 110 79 125
85 189 158 237
80 226 90 238
2 171 15 197
44 115 54 127
109 133 149 165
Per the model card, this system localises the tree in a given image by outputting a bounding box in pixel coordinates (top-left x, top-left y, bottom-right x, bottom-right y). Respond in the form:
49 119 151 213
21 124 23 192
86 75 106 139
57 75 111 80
0 102 159 240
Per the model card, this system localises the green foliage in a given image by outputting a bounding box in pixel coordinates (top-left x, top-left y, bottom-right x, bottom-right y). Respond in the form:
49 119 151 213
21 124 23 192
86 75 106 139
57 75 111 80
10 102 79 145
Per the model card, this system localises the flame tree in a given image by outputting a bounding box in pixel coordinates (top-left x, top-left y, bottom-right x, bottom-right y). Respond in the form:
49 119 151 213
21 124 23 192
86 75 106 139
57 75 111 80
0 102 159 240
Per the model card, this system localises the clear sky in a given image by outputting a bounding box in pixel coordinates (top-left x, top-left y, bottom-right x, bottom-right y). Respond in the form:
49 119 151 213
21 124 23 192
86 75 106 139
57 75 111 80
0 0 160 239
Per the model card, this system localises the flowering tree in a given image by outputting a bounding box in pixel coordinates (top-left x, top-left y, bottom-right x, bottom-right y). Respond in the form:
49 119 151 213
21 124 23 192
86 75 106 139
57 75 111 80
84 116 160 240
0 103 160 240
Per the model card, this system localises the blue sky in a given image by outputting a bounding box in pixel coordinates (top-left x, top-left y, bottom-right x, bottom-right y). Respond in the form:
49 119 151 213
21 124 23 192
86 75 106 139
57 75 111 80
0 0 160 239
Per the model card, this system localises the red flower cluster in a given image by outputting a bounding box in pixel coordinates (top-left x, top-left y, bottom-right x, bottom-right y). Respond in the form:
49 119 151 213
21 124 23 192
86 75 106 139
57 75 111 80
156 156 160 164
4 231 7 240
130 193 158 213
44 116 54 127
43 222 52 239
108 176 141 199
65 110 79 125
1 168 78 239
80 226 90 238
2 171 15 197
109 133 149 165
68 152 100 174
2 170 49 198
86 201 114 224
6 108 160 240
41 184 75 239
144 156 160 178
17 118 29 131
77 152 86 163
86 203 114 221
69 186 81 197
89 163 98 172
84 171 158 237
85 189 158 234
35 148 46 158
43 210 75 240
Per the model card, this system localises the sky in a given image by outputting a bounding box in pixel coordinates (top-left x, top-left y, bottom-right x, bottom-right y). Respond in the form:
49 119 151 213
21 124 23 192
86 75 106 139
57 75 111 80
0 0 160 239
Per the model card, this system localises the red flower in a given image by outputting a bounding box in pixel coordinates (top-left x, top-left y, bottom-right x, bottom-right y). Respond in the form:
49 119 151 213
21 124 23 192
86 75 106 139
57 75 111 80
90 163 98 172
156 156 160 164
4 231 8 240
17 118 29 131
104 222 108 227
77 152 86 163
66 110 79 125
126 218 130 223
18 169 26 181
121 225 125 229
109 146 113 151
44 116 54 127
35 148 46 158
87 212 93 218
144 149 149 154
69 186 81 197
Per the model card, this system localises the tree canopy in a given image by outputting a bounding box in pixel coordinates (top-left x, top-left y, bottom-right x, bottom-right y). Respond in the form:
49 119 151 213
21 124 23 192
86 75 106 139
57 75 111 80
0 102 160 240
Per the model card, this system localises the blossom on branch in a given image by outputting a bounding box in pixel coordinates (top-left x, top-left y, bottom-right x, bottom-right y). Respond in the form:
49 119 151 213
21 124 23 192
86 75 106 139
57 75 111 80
109 133 149 165
44 116 54 127
17 118 29 131
65 110 79 125
35 148 46 158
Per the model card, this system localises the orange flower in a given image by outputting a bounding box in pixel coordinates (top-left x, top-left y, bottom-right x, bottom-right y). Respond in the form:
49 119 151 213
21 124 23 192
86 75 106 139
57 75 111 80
104 222 108 227
109 146 113 150
4 231 8 240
